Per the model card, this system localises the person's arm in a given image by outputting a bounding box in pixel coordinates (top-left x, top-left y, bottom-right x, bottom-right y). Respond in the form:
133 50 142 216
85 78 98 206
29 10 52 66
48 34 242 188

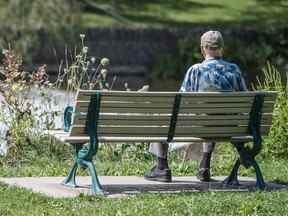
179 66 197 92
234 65 247 91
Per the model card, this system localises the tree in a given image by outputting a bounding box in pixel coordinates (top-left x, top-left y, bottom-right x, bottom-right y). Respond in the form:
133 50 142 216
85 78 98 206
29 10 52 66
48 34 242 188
0 0 81 60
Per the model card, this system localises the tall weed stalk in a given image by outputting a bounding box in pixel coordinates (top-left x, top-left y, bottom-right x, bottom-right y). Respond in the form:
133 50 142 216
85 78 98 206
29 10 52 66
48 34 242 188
254 62 288 158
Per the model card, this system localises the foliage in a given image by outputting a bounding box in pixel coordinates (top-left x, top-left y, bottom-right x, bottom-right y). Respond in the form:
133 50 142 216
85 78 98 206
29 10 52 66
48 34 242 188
0 49 55 164
81 0 288 28
150 34 282 90
56 34 112 92
0 0 81 61
254 62 288 158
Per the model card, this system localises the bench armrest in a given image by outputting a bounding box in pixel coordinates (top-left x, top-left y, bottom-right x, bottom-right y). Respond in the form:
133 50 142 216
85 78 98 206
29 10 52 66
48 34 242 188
63 106 73 132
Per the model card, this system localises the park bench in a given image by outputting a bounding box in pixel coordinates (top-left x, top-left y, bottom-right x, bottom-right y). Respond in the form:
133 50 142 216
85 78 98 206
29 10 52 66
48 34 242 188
48 90 277 195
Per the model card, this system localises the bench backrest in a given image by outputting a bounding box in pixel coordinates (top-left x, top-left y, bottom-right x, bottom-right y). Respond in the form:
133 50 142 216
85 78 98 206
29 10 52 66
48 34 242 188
69 90 277 142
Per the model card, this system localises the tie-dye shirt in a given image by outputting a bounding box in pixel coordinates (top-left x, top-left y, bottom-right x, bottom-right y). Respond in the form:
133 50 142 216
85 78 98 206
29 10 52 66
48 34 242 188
180 58 247 92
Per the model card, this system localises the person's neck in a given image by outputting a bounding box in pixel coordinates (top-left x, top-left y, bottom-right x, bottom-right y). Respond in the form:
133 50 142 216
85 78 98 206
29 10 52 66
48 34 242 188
204 55 222 60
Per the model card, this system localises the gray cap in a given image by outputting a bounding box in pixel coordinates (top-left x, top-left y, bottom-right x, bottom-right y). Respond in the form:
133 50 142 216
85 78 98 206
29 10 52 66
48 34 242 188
200 30 224 48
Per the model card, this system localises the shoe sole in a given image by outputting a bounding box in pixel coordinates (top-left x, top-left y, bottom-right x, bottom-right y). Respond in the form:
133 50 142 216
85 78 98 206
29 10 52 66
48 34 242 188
144 176 172 183
196 175 211 182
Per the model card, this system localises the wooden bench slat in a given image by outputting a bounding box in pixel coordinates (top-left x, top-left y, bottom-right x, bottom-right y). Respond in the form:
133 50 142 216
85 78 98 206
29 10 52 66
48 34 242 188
75 101 274 112
72 119 272 127
76 91 277 103
47 130 254 143
73 113 273 120
69 125 270 137
76 95 276 104
75 106 254 114
77 90 277 97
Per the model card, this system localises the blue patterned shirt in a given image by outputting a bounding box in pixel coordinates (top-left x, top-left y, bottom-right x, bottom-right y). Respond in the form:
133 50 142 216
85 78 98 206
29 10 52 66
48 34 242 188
180 58 247 92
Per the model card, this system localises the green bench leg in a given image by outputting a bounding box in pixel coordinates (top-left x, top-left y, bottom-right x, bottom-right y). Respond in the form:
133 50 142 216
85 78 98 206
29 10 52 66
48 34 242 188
224 142 266 190
62 161 78 187
251 159 266 190
80 159 103 195
223 159 241 186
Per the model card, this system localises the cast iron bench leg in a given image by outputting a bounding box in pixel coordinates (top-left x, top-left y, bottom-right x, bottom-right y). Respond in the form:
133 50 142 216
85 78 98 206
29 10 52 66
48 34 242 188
251 159 266 190
80 159 103 195
62 161 78 187
224 142 266 190
223 159 241 186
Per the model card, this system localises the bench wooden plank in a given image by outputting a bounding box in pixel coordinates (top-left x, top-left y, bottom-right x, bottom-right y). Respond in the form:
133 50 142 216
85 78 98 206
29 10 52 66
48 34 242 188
77 90 277 97
48 130 254 143
69 125 271 137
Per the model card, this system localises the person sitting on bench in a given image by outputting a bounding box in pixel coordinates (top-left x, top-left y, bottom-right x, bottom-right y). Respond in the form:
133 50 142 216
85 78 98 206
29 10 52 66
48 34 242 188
144 30 247 182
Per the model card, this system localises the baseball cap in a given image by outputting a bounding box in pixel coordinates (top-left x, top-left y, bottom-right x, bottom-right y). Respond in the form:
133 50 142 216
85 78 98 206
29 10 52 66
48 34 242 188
200 30 224 48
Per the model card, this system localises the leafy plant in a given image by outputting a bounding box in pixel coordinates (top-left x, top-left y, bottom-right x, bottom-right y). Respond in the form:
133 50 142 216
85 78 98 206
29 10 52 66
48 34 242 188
56 34 112 92
254 62 288 158
0 49 55 164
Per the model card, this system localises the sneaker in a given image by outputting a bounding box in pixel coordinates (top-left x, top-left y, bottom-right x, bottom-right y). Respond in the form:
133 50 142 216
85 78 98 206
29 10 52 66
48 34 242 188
197 168 211 182
144 166 172 182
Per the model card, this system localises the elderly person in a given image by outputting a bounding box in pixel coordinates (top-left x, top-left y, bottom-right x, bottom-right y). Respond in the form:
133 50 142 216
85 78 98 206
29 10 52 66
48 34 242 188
144 30 247 182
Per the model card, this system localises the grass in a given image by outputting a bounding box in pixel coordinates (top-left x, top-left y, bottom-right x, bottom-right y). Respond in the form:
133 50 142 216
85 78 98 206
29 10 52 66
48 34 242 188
83 0 288 28
1 139 288 215
1 184 288 216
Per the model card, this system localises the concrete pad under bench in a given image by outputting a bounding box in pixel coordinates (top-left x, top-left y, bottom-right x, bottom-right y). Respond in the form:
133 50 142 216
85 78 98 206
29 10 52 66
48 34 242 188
0 176 287 198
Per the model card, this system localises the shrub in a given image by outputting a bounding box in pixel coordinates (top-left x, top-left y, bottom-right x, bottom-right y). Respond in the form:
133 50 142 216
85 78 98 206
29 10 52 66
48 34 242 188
254 62 288 158
0 49 56 164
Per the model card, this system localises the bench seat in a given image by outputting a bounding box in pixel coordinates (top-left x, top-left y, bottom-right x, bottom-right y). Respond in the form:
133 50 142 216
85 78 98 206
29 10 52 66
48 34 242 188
48 130 255 143
47 90 277 195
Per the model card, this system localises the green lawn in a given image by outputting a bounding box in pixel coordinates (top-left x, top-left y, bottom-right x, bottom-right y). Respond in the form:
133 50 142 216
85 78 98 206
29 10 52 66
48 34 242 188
1 140 288 215
1 183 288 216
83 0 288 28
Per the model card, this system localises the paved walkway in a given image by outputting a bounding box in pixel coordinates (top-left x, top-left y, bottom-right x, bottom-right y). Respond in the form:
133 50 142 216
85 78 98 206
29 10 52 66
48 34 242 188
0 176 287 198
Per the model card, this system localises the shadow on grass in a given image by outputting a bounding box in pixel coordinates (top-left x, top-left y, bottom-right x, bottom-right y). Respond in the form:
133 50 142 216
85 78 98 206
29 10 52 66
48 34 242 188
120 0 288 29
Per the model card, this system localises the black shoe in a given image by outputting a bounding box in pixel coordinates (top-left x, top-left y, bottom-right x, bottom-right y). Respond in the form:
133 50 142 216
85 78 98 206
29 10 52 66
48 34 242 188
144 166 172 182
197 168 211 182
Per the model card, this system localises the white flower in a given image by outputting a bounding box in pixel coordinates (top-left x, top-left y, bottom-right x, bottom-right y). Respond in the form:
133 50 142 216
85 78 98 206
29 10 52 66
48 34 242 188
91 57 96 63
67 79 73 85
80 34 85 40
2 49 8 55
101 69 108 75
82 46 88 54
100 58 110 66
101 69 108 79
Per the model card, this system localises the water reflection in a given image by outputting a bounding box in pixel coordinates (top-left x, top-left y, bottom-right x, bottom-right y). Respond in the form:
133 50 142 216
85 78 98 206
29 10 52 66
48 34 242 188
0 88 75 156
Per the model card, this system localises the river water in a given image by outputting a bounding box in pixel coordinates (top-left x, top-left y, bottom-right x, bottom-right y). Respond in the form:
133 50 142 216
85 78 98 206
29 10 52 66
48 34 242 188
0 88 75 156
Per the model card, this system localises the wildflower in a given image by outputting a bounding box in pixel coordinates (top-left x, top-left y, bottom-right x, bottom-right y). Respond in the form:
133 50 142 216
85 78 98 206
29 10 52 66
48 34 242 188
80 34 85 40
2 49 8 55
11 84 19 91
89 83 94 90
101 69 108 79
82 46 88 54
71 65 79 69
67 79 73 85
91 57 96 64
82 67 87 72
100 58 110 67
